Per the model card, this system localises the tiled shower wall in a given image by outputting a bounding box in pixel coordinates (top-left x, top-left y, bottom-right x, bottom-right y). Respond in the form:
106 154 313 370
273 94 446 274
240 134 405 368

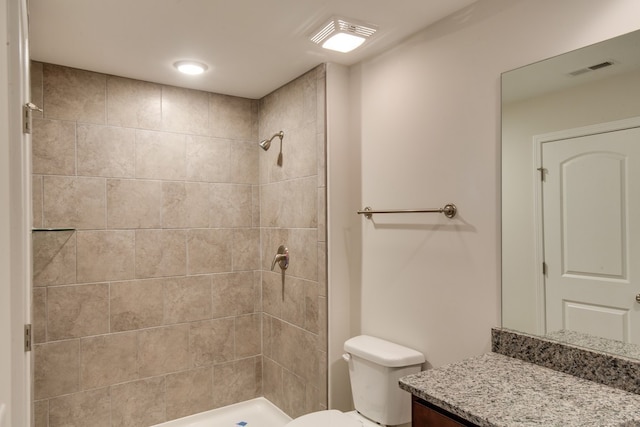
30 61 327 426
259 66 327 417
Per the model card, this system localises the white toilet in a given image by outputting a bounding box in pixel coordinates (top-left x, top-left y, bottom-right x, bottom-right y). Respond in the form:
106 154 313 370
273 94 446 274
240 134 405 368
286 335 425 427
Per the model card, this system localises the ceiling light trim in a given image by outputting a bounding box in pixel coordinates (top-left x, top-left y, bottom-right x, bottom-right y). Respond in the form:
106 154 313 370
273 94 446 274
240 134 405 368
174 60 208 75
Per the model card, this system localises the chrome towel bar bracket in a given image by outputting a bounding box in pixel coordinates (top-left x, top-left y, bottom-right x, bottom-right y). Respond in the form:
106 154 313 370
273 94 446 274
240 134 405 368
357 203 457 219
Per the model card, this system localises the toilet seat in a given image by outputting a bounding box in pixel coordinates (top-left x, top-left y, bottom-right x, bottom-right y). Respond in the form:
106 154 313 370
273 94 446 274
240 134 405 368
286 410 362 427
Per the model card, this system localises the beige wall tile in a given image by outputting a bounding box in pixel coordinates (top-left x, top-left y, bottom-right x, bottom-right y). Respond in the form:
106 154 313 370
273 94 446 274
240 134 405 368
80 332 138 389
260 177 317 228
43 176 106 230
283 370 307 419
161 182 209 229
33 400 48 427
76 230 135 283
230 140 259 185
235 314 261 359
163 275 212 324
189 318 234 367
304 282 319 334
269 318 318 384
31 61 44 118
209 93 257 141
135 229 186 278
262 272 282 318
110 279 164 332
232 228 260 271
49 388 110 427
33 288 47 344
187 229 232 274
43 63 106 124
107 179 162 228
281 276 305 328
261 228 317 281
318 242 326 297
32 230 76 287
32 118 76 176
47 283 109 340
318 190 326 242
186 135 229 183
318 351 328 407
110 377 165 427
107 76 162 130
262 356 283 410
137 325 189 377
77 124 135 178
212 357 261 408
33 175 43 228
211 272 255 318
135 129 186 181
165 367 214 420
318 297 327 353
252 185 260 227
34 340 80 400
161 85 209 135
317 132 326 188
209 184 252 228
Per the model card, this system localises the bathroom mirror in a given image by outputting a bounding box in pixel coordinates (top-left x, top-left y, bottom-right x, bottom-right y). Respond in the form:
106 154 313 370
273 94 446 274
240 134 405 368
501 29 640 358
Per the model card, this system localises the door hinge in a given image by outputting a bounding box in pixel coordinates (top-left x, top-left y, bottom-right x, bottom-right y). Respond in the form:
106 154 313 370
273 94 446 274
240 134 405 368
24 324 32 352
23 102 42 134
536 167 546 181
542 262 547 275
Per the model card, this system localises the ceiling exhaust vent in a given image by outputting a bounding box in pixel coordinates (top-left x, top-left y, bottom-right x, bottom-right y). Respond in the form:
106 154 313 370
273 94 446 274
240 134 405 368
568 61 614 77
310 17 377 53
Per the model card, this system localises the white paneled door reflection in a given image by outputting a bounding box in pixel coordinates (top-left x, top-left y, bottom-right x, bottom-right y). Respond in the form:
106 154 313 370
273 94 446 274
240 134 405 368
542 123 640 344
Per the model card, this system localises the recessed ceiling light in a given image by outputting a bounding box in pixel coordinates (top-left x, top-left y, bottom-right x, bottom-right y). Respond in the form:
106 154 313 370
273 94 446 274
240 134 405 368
174 60 208 75
310 17 377 53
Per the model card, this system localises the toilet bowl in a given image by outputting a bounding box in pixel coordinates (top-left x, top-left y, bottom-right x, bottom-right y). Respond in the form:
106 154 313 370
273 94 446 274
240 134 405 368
285 335 424 427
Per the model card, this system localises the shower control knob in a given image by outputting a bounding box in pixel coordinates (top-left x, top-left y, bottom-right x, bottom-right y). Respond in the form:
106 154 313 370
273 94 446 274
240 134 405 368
636 294 640 303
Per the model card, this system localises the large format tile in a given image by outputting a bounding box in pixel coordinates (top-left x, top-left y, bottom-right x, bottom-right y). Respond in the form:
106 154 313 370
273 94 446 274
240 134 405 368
163 275 212 324
165 367 214 421
135 229 186 278
189 318 235 367
137 325 189 377
76 230 135 283
212 356 261 408
47 283 109 340
110 377 165 427
161 85 209 136
43 176 106 230
135 130 186 181
77 124 136 178
211 272 255 318
80 332 138 389
107 179 162 229
43 64 106 124
187 229 233 274
209 184 252 228
107 76 162 130
32 230 76 287
34 340 80 400
48 388 110 427
32 119 76 176
209 93 257 141
110 279 164 332
161 181 209 229
186 135 229 183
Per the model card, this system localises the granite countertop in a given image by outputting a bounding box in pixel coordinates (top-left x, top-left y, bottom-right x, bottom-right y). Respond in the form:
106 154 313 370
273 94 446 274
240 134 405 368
399 352 640 427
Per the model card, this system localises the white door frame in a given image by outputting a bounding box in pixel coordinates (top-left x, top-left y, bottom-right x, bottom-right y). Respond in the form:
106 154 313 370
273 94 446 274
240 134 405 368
1 0 32 425
533 116 640 335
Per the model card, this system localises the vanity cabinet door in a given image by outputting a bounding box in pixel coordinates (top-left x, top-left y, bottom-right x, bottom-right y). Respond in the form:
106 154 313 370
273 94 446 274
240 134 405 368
412 396 479 427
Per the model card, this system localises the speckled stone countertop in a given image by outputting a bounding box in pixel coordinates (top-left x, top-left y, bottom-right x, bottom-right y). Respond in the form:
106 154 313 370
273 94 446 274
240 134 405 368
399 352 640 427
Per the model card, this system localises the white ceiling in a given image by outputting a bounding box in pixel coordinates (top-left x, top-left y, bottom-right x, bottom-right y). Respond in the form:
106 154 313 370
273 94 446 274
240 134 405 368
28 0 476 99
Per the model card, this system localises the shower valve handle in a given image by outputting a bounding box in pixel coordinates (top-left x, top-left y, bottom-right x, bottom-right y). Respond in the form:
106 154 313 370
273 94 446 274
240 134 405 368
270 245 289 271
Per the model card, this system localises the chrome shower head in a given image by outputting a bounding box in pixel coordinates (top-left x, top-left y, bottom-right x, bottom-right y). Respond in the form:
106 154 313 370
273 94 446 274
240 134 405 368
258 131 284 151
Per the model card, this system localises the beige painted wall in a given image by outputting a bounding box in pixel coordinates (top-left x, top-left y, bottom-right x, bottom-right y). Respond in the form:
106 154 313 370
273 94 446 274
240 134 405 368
334 0 640 390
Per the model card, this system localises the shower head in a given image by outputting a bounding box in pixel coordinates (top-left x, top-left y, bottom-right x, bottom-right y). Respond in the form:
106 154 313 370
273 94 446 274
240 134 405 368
258 131 284 151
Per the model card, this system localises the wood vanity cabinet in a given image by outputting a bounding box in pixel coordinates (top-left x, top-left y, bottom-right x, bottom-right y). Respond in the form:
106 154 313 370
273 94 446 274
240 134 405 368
412 396 480 427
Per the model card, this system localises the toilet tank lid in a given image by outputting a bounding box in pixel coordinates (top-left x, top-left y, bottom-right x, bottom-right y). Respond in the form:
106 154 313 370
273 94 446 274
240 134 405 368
344 335 425 367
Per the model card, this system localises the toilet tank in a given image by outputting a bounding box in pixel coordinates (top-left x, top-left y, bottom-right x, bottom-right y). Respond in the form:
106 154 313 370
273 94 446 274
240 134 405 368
344 335 425 426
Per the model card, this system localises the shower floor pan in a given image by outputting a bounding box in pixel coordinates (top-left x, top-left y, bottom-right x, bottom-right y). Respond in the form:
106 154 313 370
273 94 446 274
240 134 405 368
153 397 291 427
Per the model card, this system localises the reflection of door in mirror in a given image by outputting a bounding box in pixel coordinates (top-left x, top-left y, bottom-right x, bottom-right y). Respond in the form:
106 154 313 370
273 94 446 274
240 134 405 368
501 29 640 358
537 119 640 344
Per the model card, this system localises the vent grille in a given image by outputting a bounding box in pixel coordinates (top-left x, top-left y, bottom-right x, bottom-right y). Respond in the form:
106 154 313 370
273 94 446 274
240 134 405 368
310 17 377 45
569 61 614 77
